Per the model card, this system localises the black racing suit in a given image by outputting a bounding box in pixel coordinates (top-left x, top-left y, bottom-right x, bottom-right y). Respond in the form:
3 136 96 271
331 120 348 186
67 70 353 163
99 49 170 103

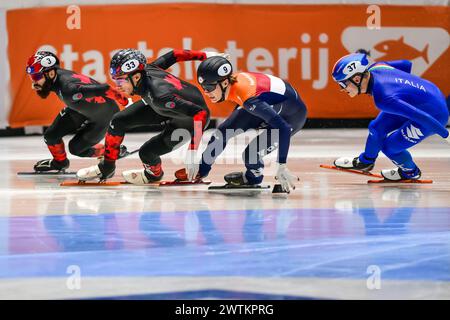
44 68 126 161
103 50 210 177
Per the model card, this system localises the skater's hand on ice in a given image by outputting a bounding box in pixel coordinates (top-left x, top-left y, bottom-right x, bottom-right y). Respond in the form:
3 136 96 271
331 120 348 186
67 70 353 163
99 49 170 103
185 150 199 181
275 163 299 193
445 130 450 144
205 51 231 61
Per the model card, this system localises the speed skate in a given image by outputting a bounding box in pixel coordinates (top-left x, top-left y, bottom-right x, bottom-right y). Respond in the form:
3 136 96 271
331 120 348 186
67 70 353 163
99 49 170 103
367 179 433 184
61 167 211 187
321 164 433 184
60 179 211 187
368 168 433 184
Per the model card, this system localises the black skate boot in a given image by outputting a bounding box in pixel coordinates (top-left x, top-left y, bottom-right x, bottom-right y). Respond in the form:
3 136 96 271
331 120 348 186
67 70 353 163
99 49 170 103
207 171 270 190
34 158 70 172
224 172 255 186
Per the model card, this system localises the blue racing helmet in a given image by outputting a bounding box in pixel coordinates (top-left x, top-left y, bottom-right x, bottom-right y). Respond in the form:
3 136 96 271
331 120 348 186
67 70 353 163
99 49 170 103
332 53 370 90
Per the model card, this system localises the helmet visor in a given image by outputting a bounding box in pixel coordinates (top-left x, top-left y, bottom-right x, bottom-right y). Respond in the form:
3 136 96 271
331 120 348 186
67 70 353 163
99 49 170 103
29 72 44 82
201 82 218 93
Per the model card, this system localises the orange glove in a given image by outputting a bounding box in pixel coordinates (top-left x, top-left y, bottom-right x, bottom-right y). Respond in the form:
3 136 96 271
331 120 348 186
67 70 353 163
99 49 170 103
106 88 128 107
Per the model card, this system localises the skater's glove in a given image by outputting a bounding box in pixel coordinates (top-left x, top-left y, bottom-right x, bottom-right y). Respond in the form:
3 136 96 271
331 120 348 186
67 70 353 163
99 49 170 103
205 51 231 61
445 130 450 144
275 163 299 193
106 88 129 107
185 150 200 181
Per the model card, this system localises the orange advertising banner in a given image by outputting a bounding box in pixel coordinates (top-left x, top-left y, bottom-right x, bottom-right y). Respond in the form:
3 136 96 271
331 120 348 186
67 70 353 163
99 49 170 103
6 3 450 128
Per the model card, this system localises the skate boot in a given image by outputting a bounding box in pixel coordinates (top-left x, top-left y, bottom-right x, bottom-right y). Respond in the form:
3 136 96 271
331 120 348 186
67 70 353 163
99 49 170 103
334 156 374 172
381 167 421 181
207 171 268 191
224 172 257 186
34 158 70 172
122 163 164 185
76 160 115 182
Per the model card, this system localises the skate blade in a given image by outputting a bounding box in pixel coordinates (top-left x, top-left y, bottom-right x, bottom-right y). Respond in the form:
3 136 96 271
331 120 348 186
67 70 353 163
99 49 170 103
368 179 433 184
159 179 211 186
320 164 382 178
60 180 128 186
208 184 271 190
18 171 76 176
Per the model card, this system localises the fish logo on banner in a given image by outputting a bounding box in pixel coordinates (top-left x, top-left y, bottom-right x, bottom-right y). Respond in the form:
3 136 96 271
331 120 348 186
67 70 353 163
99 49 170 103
341 27 449 76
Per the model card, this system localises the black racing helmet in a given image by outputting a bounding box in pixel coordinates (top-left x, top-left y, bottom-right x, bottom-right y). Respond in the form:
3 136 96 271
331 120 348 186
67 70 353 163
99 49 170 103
197 56 233 92
110 49 146 79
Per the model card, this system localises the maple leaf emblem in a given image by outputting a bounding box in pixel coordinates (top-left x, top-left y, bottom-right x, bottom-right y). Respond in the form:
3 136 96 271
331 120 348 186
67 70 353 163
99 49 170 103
164 74 183 90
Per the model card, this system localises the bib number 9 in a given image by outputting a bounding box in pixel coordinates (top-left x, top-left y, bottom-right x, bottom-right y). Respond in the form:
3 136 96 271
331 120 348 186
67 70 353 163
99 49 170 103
217 63 232 76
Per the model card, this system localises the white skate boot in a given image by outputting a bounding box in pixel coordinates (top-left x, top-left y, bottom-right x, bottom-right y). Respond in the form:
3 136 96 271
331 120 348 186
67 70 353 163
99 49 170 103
334 156 374 171
77 161 115 182
123 164 165 185
77 165 103 181
122 169 150 185
123 163 164 185
381 167 421 181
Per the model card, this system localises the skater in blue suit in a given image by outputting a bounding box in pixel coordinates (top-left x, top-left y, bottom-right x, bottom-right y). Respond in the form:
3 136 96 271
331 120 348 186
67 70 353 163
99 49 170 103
332 53 449 181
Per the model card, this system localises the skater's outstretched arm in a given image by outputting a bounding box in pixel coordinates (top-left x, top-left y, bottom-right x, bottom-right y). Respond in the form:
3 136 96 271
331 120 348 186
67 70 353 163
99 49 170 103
152 50 207 70
152 50 230 70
